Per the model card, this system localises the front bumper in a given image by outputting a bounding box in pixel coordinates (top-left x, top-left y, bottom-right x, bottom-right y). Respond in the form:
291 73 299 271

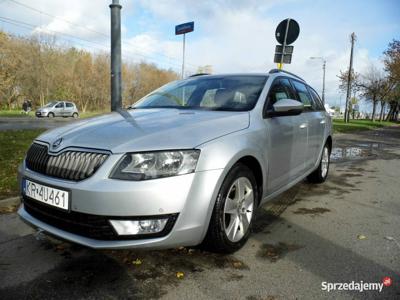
35 111 47 117
18 159 224 249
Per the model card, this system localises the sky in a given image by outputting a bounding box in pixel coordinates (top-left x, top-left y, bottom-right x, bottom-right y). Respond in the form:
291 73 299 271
1 0 399 112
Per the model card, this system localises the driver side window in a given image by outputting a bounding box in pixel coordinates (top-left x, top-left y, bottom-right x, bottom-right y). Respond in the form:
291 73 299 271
265 78 294 111
55 102 64 108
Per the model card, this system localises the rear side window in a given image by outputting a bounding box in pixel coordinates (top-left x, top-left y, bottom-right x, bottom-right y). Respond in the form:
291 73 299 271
307 87 325 111
265 78 295 110
291 80 321 111
66 103 74 108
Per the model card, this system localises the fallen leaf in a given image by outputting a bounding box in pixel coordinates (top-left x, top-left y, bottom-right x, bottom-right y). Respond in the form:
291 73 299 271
357 234 367 240
176 271 184 279
132 258 142 265
232 261 242 268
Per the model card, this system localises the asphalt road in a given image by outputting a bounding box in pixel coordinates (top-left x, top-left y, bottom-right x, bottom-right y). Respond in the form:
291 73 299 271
0 116 79 131
0 126 399 299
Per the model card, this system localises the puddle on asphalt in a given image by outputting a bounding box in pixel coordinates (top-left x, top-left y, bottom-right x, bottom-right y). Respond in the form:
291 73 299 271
330 141 399 162
331 146 373 161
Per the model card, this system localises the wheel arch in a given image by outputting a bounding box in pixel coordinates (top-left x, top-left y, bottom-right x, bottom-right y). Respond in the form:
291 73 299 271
235 155 263 206
325 135 332 153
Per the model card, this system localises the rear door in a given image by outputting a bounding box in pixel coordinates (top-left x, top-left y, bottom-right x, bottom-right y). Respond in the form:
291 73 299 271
263 77 308 193
65 102 74 116
290 80 325 170
307 87 327 165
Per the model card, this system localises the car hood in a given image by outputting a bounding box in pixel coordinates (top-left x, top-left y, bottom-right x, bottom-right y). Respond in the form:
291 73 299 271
36 109 250 153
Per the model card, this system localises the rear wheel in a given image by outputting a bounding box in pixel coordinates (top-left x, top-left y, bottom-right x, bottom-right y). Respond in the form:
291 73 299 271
47 112 54 118
307 143 330 183
202 163 257 253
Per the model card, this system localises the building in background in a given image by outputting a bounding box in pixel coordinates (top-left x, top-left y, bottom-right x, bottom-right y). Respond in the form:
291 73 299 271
197 65 213 74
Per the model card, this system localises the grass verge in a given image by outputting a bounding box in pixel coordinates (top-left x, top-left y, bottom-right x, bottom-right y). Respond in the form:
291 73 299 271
333 119 397 133
0 129 45 200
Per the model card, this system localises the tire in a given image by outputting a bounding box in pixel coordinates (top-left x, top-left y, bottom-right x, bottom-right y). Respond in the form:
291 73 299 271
202 163 258 253
72 113 78 119
307 143 330 183
47 112 55 118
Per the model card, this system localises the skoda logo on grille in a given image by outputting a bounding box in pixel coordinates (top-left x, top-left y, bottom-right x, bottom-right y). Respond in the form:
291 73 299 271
52 138 63 149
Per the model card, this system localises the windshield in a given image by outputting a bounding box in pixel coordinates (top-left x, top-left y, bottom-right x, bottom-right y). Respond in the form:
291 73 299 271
133 75 268 112
44 101 57 108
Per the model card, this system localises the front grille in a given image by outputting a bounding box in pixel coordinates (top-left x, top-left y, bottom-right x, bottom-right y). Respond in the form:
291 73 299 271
25 143 108 181
23 196 178 240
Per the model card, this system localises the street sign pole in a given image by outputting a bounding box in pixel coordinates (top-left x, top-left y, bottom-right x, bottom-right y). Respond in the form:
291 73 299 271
181 33 186 79
274 18 299 69
175 21 194 79
279 18 291 70
322 60 326 103
109 0 122 112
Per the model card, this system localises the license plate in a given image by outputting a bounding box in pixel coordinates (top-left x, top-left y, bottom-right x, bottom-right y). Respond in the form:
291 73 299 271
23 179 69 210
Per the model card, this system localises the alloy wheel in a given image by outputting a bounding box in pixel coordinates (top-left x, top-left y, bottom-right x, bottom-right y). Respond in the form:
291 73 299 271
321 146 329 178
223 177 254 242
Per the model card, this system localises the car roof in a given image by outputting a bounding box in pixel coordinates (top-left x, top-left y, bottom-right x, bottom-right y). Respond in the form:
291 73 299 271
186 69 306 83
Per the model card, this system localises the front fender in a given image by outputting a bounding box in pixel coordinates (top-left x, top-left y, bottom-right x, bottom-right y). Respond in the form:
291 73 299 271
195 128 268 240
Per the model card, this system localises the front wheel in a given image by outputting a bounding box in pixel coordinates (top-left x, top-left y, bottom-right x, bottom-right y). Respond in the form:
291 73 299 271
72 112 78 119
307 143 330 183
202 163 257 253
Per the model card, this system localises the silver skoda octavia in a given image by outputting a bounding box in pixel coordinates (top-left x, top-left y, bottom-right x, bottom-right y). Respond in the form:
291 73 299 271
18 69 332 253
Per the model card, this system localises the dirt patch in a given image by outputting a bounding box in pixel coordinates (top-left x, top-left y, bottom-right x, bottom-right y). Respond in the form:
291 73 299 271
0 205 18 214
247 295 278 300
257 242 303 262
293 207 331 216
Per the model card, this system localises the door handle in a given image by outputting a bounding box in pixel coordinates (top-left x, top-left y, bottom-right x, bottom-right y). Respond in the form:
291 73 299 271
299 123 308 129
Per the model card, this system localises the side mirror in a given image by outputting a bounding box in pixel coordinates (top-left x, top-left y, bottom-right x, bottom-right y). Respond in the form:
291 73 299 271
267 99 304 117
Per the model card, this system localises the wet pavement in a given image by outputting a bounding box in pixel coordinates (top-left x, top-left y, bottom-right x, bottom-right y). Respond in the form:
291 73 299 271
0 126 399 299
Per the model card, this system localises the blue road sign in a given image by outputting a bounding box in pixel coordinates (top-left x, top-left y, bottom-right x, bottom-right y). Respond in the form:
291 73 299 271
175 22 194 35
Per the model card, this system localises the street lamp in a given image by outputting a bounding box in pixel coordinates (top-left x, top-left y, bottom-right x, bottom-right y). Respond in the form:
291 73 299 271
310 56 326 103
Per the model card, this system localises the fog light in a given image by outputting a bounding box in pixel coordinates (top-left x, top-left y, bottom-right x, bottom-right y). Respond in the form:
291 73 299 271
110 218 168 235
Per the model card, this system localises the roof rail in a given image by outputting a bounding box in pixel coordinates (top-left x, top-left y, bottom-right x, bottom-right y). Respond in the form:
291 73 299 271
189 73 210 77
268 69 305 82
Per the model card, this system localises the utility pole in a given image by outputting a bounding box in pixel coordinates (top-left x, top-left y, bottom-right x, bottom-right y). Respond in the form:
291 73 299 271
310 56 326 103
110 0 122 111
344 32 356 123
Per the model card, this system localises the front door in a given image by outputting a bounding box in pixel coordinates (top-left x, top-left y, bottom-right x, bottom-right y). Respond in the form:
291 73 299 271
54 102 64 117
263 77 308 193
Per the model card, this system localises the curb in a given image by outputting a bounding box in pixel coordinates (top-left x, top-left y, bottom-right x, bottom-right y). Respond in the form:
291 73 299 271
0 196 20 208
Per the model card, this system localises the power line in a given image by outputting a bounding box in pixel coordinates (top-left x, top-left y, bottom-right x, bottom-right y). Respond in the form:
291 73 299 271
0 16 192 73
7 0 197 69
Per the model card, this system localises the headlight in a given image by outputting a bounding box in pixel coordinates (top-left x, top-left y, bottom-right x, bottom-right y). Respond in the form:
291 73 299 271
110 150 200 180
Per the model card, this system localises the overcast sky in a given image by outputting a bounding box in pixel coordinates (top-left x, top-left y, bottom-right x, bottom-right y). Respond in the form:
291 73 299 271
1 0 399 111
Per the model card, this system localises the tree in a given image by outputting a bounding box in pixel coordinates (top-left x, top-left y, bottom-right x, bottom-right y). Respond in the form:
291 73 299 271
383 40 400 121
0 30 179 112
0 32 23 109
356 64 389 121
337 69 359 121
